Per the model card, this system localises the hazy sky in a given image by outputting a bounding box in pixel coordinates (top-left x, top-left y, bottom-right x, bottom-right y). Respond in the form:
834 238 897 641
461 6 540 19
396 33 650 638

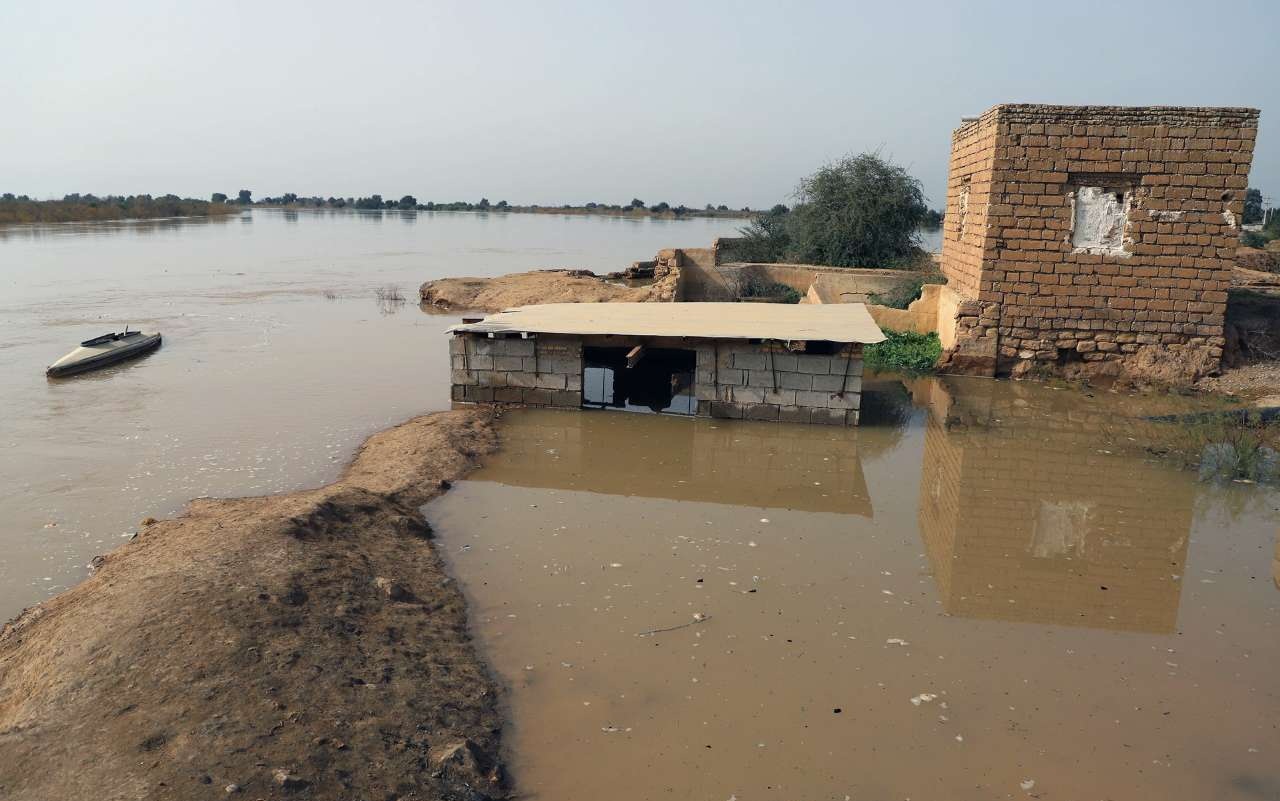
3 0 1277 209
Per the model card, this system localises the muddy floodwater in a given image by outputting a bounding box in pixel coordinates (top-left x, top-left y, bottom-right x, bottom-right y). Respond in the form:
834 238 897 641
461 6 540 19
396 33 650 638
427 379 1279 801
0 209 744 619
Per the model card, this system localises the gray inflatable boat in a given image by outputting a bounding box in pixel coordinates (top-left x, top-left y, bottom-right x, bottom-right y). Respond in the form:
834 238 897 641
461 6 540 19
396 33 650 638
47 329 162 377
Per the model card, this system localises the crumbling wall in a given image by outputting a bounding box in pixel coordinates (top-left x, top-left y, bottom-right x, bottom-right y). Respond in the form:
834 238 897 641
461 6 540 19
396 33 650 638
940 114 999 299
450 334 583 407
937 104 1259 380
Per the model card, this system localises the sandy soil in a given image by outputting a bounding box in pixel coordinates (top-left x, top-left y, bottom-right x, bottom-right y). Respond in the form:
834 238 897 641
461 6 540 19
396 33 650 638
419 269 674 312
0 410 507 801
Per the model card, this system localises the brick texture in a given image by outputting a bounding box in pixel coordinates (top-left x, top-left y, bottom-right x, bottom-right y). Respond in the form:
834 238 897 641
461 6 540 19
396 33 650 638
939 104 1260 377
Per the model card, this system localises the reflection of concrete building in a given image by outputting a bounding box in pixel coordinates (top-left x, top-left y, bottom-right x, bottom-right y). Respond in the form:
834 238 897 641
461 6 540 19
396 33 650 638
913 378 1192 633
473 409 872 516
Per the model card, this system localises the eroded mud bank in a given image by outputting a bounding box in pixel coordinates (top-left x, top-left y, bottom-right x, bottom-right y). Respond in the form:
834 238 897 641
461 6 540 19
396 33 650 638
419 268 675 311
0 410 506 801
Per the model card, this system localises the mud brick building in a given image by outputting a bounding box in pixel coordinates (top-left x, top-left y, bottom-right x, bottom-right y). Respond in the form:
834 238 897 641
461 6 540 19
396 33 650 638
939 104 1260 377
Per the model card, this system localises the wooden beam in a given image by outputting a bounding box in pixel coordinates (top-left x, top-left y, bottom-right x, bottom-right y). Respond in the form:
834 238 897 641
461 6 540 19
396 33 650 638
625 345 646 369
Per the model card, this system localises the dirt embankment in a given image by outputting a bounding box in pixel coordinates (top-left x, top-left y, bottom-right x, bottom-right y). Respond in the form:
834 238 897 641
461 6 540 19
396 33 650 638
420 268 676 312
0 410 507 801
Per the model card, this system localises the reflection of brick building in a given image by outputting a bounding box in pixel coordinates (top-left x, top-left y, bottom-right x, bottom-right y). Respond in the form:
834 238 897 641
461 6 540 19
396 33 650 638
938 105 1259 378
914 379 1192 633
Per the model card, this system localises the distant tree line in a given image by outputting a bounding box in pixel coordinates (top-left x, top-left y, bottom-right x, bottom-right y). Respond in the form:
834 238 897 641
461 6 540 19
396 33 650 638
0 193 237 224
215 190 752 218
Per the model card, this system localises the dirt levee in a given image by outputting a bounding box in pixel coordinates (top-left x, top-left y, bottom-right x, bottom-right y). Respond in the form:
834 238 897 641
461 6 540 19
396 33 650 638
0 410 506 801
419 269 674 312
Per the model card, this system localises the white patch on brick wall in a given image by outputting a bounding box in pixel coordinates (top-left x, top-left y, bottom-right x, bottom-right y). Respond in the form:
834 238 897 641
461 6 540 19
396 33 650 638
1070 186 1132 256
1147 209 1184 222
1222 208 1238 230
957 184 970 234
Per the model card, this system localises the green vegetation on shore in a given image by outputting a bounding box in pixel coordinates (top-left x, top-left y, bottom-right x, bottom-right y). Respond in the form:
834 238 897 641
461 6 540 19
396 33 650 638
730 152 941 268
865 329 942 374
230 190 753 219
0 193 239 224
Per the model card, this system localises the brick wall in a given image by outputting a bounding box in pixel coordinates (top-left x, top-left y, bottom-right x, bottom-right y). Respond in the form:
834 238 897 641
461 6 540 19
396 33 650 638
938 104 1260 378
941 112 1000 298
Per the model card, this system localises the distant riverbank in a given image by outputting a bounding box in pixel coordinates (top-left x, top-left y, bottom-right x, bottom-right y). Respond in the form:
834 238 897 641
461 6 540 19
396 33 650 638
252 199 754 220
0 194 240 225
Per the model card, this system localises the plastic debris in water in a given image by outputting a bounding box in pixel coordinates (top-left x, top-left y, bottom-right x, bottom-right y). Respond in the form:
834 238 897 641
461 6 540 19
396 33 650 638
886 638 909 646
1020 779 1036 791
909 693 938 706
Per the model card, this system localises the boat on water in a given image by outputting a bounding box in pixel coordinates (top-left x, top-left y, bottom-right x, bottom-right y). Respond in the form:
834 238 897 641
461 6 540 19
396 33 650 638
46 329 162 377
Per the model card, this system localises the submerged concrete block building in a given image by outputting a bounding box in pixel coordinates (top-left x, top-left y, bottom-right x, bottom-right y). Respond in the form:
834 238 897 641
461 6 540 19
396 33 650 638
448 302 884 425
938 104 1260 376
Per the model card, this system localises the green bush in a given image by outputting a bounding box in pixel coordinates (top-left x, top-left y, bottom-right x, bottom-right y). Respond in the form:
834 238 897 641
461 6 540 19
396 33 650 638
738 152 929 268
865 329 941 374
739 276 802 303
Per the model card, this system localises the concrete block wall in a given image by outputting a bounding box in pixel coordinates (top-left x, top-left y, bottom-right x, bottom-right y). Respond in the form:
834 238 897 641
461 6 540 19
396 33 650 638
692 341 864 425
449 334 583 408
938 104 1260 378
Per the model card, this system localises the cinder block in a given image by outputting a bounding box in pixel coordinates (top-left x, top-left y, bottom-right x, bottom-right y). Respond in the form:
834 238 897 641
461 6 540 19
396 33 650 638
467 355 494 371
463 385 494 403
779 372 812 391
811 374 849 393
451 385 465 402
795 355 832 374
763 389 797 405
810 408 848 426
716 368 745 385
536 373 567 390
524 388 554 406
709 401 744 419
477 371 507 387
733 352 767 370
770 353 798 371
550 390 581 408
743 403 780 421
565 373 582 391
826 392 860 411
494 356 525 371
731 386 766 404
505 371 539 388
494 386 524 403
746 369 776 388
778 406 811 424
795 390 831 407
451 368 476 384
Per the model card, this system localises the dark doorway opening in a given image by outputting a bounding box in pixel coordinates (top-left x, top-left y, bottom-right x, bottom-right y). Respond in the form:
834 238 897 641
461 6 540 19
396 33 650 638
582 346 696 415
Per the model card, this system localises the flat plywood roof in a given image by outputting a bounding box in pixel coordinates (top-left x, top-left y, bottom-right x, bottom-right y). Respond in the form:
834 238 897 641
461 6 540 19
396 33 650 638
448 302 886 344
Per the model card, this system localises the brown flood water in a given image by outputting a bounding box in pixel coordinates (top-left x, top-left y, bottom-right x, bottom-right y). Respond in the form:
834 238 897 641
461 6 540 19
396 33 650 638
426 377 1280 801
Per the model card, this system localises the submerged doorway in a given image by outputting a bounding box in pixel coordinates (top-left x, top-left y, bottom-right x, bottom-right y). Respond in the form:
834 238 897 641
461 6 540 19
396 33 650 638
582 346 696 415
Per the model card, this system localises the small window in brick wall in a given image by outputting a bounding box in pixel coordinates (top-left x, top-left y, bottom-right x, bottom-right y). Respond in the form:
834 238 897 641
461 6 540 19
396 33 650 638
1068 181 1136 256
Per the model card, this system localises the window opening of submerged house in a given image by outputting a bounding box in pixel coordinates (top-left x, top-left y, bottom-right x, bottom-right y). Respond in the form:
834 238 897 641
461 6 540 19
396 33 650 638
582 345 696 415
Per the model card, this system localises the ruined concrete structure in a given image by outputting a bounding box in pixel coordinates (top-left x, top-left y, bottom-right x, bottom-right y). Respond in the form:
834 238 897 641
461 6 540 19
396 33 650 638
449 303 881 425
939 104 1260 377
